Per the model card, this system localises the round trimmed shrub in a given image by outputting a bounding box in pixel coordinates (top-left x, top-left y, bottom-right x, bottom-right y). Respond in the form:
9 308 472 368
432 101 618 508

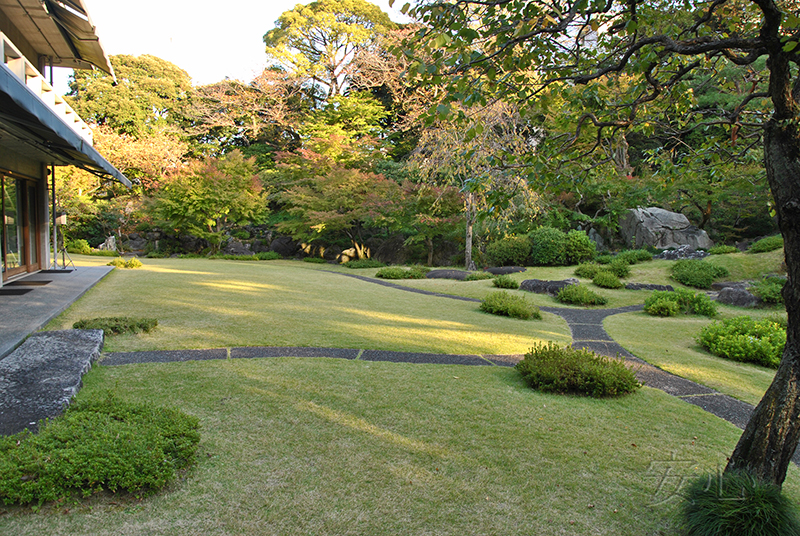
697 316 786 368
516 342 640 397
529 227 567 266
493 274 520 289
615 249 653 264
565 230 596 264
644 296 680 317
671 260 730 289
485 235 532 266
574 262 603 279
749 234 784 253
606 259 632 278
592 270 624 289
708 245 739 255
480 291 541 320
463 271 494 281
596 254 614 265
343 258 385 269
557 284 609 306
682 470 800 536
644 289 717 317
66 238 92 255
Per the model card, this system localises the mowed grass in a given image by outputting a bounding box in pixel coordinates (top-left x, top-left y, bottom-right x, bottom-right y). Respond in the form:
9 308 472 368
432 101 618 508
46 256 570 354
5 358 800 535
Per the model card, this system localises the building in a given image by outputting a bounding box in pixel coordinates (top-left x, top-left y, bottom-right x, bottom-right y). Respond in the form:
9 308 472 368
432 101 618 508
0 0 129 283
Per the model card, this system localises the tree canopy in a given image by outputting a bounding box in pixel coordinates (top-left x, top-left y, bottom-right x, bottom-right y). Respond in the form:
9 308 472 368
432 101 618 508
403 0 800 487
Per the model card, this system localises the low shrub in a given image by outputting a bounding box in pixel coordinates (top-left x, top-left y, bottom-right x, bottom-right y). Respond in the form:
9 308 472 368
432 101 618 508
302 257 327 264
107 258 143 269
343 259 385 269
375 266 430 279
493 274 520 289
681 470 800 536
516 342 640 397
708 245 739 255
65 239 91 255
574 263 603 279
615 249 653 265
529 226 567 266
463 271 494 281
230 229 250 240
480 291 541 320
606 259 632 279
643 296 680 317
255 251 282 260
697 316 786 368
0 393 200 505
485 235 532 266
592 270 624 289
557 284 609 306
596 254 614 265
644 289 717 317
565 230 597 264
671 260 730 289
73 317 158 335
749 234 784 254
750 276 786 305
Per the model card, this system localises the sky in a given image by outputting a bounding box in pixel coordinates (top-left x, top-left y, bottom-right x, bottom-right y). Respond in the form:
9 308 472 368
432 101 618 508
52 0 413 94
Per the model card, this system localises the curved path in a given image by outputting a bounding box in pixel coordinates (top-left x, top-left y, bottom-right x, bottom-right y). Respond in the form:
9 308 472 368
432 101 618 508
104 271 793 461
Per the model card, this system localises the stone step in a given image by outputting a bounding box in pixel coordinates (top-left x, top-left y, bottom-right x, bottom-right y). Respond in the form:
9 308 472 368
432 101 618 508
0 330 103 436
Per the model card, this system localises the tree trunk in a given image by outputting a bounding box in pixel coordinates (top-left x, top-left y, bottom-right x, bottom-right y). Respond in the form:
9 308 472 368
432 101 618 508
725 120 800 487
426 236 434 266
465 192 476 271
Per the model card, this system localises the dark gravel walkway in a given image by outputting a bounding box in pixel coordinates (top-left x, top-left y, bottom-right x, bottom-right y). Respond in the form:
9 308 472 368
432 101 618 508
104 271 790 460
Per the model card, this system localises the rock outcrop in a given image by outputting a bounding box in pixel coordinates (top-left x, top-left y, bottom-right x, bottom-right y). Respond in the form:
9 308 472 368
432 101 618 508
621 207 713 250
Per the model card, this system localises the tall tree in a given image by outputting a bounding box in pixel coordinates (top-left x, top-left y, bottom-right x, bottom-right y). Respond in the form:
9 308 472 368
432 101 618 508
405 0 800 486
263 0 396 102
67 54 193 137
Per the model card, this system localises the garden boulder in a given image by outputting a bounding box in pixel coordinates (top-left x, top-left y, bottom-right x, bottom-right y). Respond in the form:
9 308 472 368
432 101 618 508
520 278 578 296
621 207 713 250
484 266 527 275
716 287 760 308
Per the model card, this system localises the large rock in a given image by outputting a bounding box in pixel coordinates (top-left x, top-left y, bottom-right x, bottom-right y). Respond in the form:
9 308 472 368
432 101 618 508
520 278 579 296
717 287 760 308
97 235 116 251
270 236 298 257
621 207 713 250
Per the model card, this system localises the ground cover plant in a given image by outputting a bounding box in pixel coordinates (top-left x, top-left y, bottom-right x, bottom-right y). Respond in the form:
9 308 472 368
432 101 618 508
302 257 328 264
697 316 786 369
480 291 541 319
375 266 431 279
671 260 730 289
749 235 784 254
3 358 797 535
342 259 385 269
73 317 158 335
0 393 199 505
644 289 717 318
516 342 640 397
682 470 800 536
556 284 609 306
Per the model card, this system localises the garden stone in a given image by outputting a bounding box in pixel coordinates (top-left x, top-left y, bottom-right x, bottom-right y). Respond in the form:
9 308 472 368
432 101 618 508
426 269 470 280
484 267 527 275
655 245 709 260
717 287 760 308
621 207 713 250
625 283 674 291
711 281 749 291
222 239 251 256
270 236 298 256
520 278 579 296
587 227 605 250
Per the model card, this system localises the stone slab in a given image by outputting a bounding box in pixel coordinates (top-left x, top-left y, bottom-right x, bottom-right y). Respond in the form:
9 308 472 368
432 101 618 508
0 330 103 436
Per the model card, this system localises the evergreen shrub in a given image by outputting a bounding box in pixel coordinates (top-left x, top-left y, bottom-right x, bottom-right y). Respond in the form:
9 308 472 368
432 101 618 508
643 297 680 317
592 271 624 289
256 251 282 260
529 227 567 266
682 470 800 536
0 393 200 505
65 239 91 255
615 249 653 264
480 291 541 319
697 316 786 368
671 260 730 289
708 245 739 255
343 259 385 269
463 271 494 281
73 317 158 335
516 342 640 397
107 258 143 269
644 289 717 317
485 235 532 266
750 276 786 305
557 284 609 306
493 274 520 289
749 235 784 254
596 254 614 264
302 257 327 264
574 263 603 279
565 230 597 264
607 259 632 278
375 266 430 279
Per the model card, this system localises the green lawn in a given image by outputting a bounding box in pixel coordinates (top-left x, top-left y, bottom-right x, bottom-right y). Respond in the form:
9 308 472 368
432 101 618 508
6 252 795 535
4 358 799 535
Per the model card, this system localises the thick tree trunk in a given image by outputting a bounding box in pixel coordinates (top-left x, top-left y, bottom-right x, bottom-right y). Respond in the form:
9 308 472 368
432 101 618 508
725 120 800 487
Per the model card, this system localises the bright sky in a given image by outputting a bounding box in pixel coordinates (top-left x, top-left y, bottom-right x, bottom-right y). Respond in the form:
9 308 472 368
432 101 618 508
54 0 412 93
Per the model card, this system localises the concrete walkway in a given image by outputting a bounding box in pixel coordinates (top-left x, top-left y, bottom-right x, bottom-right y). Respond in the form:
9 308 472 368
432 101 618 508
0 266 113 359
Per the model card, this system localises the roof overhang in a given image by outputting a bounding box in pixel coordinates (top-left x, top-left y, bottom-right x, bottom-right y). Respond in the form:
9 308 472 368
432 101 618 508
0 0 114 76
0 61 131 186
